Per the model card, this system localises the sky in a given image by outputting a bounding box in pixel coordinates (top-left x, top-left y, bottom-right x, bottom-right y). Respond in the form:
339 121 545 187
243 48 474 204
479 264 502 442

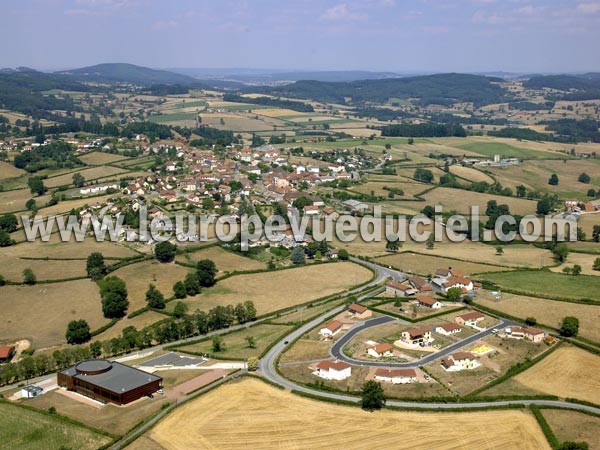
1 0 600 73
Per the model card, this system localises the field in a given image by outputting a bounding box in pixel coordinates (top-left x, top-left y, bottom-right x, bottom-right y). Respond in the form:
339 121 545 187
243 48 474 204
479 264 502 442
476 292 600 342
0 279 108 348
449 165 494 184
551 252 600 276
0 401 111 450
78 152 130 165
175 262 373 316
578 213 600 238
486 346 600 403
481 270 600 300
457 141 557 159
111 260 193 311
176 246 265 273
0 256 85 282
176 323 294 359
94 310 167 340
0 188 52 213
541 409 600 449
44 166 129 188
142 378 550 450
375 251 508 276
1 236 139 259
0 160 25 179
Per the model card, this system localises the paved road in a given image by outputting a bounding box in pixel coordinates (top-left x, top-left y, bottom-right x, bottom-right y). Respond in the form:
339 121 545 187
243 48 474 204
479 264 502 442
330 316 520 368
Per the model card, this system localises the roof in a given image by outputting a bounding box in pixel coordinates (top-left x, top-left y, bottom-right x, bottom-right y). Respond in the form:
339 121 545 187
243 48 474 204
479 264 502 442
375 368 416 378
348 303 368 314
437 323 461 332
370 343 394 354
405 326 431 338
60 360 162 394
323 320 343 332
524 327 544 335
417 295 439 306
0 346 14 359
457 311 484 321
316 360 350 371
435 268 451 276
386 280 413 291
409 275 430 289
452 352 476 361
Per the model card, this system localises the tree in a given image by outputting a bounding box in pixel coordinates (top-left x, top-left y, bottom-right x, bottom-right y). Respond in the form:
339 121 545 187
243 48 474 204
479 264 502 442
86 252 106 280
155 241 177 262
65 320 91 345
558 442 589 450
0 274 5 286
28 177 46 196
244 300 257 321
537 197 552 215
525 317 537 326
23 268 36 285
291 246 305 264
421 205 435 219
593 225 600 243
196 259 217 287
184 272 201 296
25 198 37 211
194 309 209 334
173 280 187 298
572 264 582 275
234 303 248 324
552 243 569 262
548 173 559 185
202 197 215 211
577 227 586 241
99 276 128 318
385 236 400 252
446 287 463 302
0 214 18 232
516 184 527 198
496 246 504 255
145 284 165 309
173 301 188 318
246 336 257 348
593 257 600 270
212 335 224 352
414 168 434 183
0 230 14 247
338 249 349 260
360 380 386 411
426 234 435 249
72 172 85 188
560 316 579 337
578 173 591 184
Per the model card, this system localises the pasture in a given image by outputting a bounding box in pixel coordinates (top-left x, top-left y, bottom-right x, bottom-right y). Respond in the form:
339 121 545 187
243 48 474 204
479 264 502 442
0 257 85 282
376 251 508 276
177 262 373 316
0 279 108 349
541 409 600 449
78 152 130 165
0 161 25 179
457 141 557 159
176 246 265 273
0 401 111 450
143 378 550 450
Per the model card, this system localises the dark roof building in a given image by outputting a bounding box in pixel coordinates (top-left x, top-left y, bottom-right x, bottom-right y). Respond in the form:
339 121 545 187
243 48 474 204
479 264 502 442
57 360 162 405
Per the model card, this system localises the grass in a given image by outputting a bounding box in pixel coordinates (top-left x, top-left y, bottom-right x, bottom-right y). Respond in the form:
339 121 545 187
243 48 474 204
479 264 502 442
481 270 600 300
43 166 129 188
0 189 52 214
541 409 600 447
485 346 600 404
172 262 373 316
176 246 265 273
175 323 294 359
78 152 130 165
458 142 554 159
0 279 108 349
0 256 86 282
0 401 112 450
1 236 139 259
143 378 550 449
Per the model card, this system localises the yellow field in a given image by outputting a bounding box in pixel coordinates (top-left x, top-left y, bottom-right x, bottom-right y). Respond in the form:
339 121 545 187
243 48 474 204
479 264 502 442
78 152 130 165
143 378 549 450
542 409 600 449
182 262 372 315
449 165 495 184
0 279 108 348
551 252 600 276
0 161 25 179
376 252 508 276
579 213 600 238
176 246 265 273
111 260 193 311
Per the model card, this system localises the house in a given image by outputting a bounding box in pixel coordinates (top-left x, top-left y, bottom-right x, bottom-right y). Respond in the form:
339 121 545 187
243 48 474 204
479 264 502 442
374 368 417 384
313 360 351 380
434 323 462 336
0 345 15 363
367 343 394 358
441 352 479 371
303 205 320 216
321 207 339 220
505 327 525 339
319 320 343 338
401 326 432 345
440 276 474 293
409 275 433 293
455 311 485 327
524 327 545 343
342 199 369 213
417 295 442 309
385 280 417 297
347 303 372 319
21 385 43 399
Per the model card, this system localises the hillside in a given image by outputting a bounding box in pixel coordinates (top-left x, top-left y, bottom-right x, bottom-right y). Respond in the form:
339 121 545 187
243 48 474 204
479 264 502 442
56 63 200 86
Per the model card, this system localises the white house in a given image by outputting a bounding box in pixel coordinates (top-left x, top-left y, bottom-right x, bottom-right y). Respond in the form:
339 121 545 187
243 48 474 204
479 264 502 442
417 295 443 309
455 311 485 327
434 323 462 336
313 360 351 380
374 368 417 384
367 343 394 358
319 320 343 338
441 352 479 371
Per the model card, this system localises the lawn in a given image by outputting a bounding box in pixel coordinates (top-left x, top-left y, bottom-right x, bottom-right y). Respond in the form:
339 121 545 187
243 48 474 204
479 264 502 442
0 401 111 450
481 270 600 301
176 323 294 359
143 378 550 450
0 279 109 349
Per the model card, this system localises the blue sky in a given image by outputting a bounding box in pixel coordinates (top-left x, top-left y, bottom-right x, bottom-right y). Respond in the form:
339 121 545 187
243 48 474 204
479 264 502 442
1 0 600 72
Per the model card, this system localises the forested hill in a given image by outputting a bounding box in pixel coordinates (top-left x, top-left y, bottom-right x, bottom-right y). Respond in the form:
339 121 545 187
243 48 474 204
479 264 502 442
56 63 201 86
524 74 600 101
259 73 506 106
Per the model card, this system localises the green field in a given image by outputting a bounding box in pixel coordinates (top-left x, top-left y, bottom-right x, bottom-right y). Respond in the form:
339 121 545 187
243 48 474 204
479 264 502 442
0 401 112 450
148 112 197 123
173 100 207 109
458 142 553 159
482 270 600 301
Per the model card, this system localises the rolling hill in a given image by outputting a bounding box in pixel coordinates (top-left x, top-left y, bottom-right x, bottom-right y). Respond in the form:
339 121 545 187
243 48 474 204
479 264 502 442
56 63 200 86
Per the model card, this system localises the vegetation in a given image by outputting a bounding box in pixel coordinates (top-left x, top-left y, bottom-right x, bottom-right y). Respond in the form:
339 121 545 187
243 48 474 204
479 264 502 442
98 276 128 318
360 380 386 411
65 319 91 344
560 317 580 337
155 241 177 262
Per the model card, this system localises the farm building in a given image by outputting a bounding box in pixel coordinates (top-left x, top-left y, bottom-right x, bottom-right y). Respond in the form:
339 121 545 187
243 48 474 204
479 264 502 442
385 280 417 297
57 360 162 405
347 303 372 319
374 368 417 384
0 345 15 363
313 361 351 380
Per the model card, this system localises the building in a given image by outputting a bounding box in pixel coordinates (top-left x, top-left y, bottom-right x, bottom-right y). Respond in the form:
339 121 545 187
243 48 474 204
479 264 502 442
455 311 485 327
417 295 442 309
401 326 432 345
342 199 369 213
434 323 462 336
21 385 43 398
385 280 417 297
409 275 432 293
313 361 351 380
441 352 479 371
374 368 417 384
524 327 545 343
319 320 343 338
367 343 394 358
0 345 15 363
347 303 372 319
57 360 162 405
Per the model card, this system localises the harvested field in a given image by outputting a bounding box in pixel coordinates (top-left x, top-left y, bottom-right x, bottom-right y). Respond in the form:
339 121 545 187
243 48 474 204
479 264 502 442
144 378 550 450
94 311 167 340
44 166 129 188
376 252 508 276
487 346 600 403
0 256 85 282
579 214 600 239
0 161 25 179
176 246 265 273
476 292 600 342
449 165 494 184
0 279 108 348
178 262 373 316
78 152 130 165
0 189 52 213
551 252 600 276
111 260 193 311
0 401 111 450
542 409 600 449
2 237 139 259
36 193 119 216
